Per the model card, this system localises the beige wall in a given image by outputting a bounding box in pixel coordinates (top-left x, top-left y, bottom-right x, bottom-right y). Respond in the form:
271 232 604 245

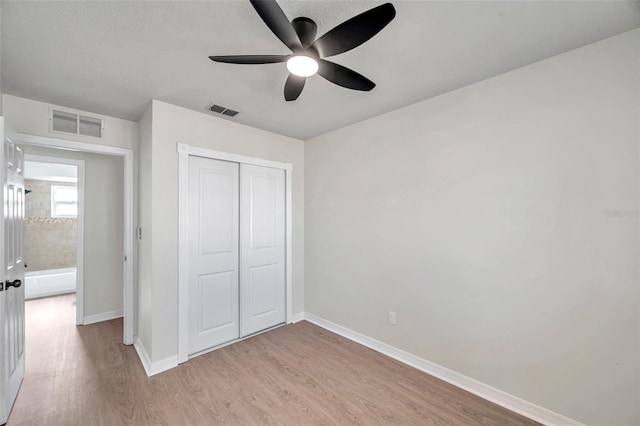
138 100 304 361
305 29 640 425
24 179 77 271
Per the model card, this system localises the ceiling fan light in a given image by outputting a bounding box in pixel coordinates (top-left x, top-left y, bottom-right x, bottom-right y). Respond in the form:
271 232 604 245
286 56 318 77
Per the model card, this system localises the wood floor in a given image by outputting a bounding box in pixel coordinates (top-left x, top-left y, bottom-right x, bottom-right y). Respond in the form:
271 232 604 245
7 294 538 425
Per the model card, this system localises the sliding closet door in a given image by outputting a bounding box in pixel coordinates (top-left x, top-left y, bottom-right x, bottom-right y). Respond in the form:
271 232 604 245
188 156 240 355
240 164 286 337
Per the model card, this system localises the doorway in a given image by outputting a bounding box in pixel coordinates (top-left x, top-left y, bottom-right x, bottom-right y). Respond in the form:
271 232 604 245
23 156 85 325
15 133 135 345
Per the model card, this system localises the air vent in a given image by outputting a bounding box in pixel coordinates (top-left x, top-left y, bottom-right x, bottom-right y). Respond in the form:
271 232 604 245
50 108 103 138
209 104 226 113
205 103 239 118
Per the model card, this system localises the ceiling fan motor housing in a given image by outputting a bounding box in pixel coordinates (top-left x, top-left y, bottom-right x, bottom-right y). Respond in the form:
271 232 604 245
292 17 317 50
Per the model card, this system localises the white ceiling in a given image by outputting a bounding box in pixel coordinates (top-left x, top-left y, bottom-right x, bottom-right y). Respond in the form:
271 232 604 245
2 1 639 140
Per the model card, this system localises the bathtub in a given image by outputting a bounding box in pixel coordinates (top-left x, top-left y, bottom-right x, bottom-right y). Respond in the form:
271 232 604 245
25 267 76 300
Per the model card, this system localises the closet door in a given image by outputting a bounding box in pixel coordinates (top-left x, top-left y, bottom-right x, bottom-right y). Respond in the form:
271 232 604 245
188 156 239 355
240 164 286 337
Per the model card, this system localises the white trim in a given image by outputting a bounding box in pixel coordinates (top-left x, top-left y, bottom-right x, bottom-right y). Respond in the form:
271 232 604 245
177 143 291 171
134 338 179 377
24 154 85 325
77 160 86 325
291 312 305 323
123 151 134 344
83 309 123 325
177 147 189 363
16 133 135 345
303 313 585 426
177 143 293 364
285 165 293 327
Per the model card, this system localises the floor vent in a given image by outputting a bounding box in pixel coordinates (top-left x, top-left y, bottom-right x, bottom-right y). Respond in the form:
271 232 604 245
206 103 239 118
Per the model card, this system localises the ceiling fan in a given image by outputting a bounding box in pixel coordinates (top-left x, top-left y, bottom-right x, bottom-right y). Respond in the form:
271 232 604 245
209 0 396 101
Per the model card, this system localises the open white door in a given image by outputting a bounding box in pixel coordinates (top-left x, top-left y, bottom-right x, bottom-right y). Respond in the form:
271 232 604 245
0 118 26 425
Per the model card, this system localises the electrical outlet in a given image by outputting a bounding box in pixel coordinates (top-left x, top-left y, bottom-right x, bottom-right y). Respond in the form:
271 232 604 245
388 311 396 325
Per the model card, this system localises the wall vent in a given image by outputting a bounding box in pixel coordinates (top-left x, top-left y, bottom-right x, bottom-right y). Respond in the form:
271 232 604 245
50 108 103 138
205 103 239 118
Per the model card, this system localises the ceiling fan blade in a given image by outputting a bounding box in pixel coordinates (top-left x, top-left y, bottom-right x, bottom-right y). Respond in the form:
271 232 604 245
209 55 289 64
284 74 306 101
309 3 396 58
317 60 375 91
250 0 302 52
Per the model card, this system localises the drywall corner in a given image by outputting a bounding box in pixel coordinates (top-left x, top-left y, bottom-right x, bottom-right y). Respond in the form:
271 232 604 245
136 102 153 358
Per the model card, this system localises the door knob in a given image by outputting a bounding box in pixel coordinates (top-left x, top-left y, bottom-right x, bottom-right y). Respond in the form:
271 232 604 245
5 279 22 289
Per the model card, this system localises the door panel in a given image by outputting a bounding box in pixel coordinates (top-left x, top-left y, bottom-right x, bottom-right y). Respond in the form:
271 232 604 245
198 271 235 331
187 156 240 355
240 164 285 337
1 124 26 425
198 170 235 255
249 175 277 249
249 263 278 316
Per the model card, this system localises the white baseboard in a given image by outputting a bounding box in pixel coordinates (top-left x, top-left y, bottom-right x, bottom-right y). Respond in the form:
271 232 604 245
303 313 584 426
290 312 305 323
134 338 178 377
83 310 123 325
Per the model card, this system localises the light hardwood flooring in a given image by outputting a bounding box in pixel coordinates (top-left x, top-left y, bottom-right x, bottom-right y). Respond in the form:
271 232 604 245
7 294 538 425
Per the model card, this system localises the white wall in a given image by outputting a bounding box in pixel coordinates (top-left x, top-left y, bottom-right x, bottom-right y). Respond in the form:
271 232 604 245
305 29 640 425
137 103 153 356
2 94 136 150
22 146 124 318
2 95 137 321
140 100 305 362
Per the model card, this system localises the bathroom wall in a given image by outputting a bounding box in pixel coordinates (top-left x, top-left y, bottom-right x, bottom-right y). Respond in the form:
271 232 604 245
24 179 77 271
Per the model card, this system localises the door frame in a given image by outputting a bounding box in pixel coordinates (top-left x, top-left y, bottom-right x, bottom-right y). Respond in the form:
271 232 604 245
13 133 135 345
177 143 293 364
23 154 85 325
